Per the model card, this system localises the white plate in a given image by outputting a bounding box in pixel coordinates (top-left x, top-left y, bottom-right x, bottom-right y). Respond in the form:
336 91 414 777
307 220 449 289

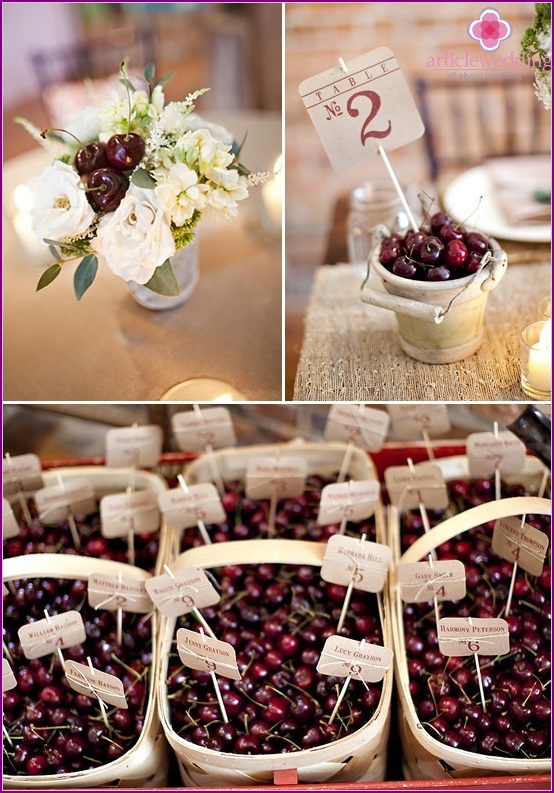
442 166 551 243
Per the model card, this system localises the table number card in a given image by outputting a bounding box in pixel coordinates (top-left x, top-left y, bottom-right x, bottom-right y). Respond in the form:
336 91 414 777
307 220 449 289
318 480 379 525
19 611 86 659
438 618 510 657
158 484 226 531
145 567 220 618
317 636 393 682
100 490 160 538
34 478 96 524
299 47 424 170
492 517 549 577
2 453 43 495
176 628 241 680
387 405 451 440
245 457 307 500
321 535 391 593
467 431 526 477
172 408 236 452
399 560 466 603
88 574 152 614
384 464 448 511
105 425 163 469
65 661 127 709
324 404 390 451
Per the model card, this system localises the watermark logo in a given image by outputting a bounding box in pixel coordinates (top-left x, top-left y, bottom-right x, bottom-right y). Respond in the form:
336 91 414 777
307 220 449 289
468 8 512 51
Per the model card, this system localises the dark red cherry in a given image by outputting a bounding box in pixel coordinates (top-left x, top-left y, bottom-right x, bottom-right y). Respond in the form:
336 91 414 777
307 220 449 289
430 212 451 235
440 224 464 242
392 256 418 278
106 134 145 170
419 236 444 264
445 239 468 268
87 168 129 212
466 232 489 254
75 141 108 175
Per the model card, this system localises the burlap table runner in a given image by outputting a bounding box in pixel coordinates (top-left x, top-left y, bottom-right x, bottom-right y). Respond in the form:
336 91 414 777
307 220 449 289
294 262 551 401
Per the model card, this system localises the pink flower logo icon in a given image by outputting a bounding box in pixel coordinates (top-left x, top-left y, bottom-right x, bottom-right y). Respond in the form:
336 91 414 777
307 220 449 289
468 8 512 51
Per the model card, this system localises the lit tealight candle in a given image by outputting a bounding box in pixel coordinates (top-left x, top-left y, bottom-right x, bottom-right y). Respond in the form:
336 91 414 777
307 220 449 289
261 154 282 236
521 319 551 399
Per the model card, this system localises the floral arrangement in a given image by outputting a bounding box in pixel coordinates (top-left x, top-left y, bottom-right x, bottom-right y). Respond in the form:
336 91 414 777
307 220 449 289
18 63 266 299
521 2 552 110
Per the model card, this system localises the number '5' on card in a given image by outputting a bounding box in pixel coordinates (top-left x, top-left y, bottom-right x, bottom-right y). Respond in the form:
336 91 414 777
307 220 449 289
299 47 424 171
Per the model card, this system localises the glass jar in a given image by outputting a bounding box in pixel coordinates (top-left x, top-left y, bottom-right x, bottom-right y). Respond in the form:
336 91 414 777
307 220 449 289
127 240 199 311
347 181 406 265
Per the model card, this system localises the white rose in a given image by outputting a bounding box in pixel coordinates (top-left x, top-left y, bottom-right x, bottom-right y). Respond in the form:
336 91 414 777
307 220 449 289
29 160 95 240
93 186 175 284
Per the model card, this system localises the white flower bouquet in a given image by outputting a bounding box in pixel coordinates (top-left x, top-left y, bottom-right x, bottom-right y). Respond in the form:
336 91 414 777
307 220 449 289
18 63 265 299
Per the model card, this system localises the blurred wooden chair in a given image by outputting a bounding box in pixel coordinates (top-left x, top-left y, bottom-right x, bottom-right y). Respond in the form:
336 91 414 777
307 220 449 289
415 76 551 181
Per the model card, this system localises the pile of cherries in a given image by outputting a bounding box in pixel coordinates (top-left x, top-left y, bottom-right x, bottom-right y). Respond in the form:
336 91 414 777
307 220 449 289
3 577 153 777
75 133 145 213
167 562 384 754
378 212 494 282
3 501 159 573
179 474 378 551
400 476 551 759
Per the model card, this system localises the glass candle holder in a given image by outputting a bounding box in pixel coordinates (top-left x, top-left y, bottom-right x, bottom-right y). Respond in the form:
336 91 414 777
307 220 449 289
520 320 552 400
538 295 552 321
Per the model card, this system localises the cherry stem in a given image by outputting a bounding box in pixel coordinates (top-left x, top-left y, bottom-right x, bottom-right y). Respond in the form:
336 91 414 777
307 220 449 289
41 128 82 145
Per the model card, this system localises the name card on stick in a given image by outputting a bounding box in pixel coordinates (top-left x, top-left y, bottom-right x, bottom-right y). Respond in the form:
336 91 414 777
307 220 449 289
324 404 390 451
299 47 424 170
105 425 163 468
172 408 236 451
467 431 526 477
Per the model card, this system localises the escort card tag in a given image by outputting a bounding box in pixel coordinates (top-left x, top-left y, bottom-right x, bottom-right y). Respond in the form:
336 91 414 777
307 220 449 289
324 404 390 452
176 628 241 680
88 574 152 614
299 47 424 171
105 425 163 468
34 478 96 524
384 464 448 511
171 408 236 452
100 491 160 539
492 517 549 577
317 636 392 682
467 431 526 477
19 611 86 659
398 560 466 603
65 661 127 709
245 457 307 499
438 618 510 657
145 567 220 618
318 481 379 525
3 453 43 494
158 484 225 530
387 405 451 440
321 535 391 593
3 499 20 539
3 659 17 692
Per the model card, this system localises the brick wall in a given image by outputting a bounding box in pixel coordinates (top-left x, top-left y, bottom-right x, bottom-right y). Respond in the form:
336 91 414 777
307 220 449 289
285 2 543 261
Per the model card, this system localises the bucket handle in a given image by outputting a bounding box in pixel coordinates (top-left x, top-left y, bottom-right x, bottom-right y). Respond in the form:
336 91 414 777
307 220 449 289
361 249 507 325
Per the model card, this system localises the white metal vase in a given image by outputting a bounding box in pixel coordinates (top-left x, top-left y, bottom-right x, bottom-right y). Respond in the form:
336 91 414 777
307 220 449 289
127 240 199 311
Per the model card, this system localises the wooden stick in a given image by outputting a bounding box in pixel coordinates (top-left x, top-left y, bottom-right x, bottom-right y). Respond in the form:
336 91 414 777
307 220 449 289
505 514 526 618
493 422 501 501
422 429 435 461
44 609 65 669
378 145 419 231
178 474 211 545
329 675 351 724
337 442 354 484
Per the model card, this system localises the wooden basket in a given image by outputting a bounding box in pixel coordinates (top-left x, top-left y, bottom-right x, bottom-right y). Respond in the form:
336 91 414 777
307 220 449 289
157 539 394 786
2 554 168 789
6 465 168 574
388 454 551 780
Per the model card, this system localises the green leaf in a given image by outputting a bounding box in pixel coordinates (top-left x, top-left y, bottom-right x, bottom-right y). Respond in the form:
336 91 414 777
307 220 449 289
119 77 136 92
144 62 155 83
43 238 84 254
48 245 62 261
156 71 175 87
36 264 62 292
143 259 179 296
131 168 156 188
73 254 98 301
